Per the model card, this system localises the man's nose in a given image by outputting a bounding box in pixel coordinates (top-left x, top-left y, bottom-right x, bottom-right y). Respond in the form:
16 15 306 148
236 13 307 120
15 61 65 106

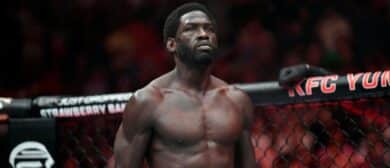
197 28 209 40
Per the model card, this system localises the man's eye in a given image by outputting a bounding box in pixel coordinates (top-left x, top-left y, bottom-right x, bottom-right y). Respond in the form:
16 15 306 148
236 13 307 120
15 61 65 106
184 26 194 31
206 26 215 32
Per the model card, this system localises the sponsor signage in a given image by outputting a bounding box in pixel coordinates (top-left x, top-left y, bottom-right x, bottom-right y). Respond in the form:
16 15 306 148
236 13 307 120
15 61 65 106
237 70 390 106
34 93 132 118
8 118 56 168
9 141 54 168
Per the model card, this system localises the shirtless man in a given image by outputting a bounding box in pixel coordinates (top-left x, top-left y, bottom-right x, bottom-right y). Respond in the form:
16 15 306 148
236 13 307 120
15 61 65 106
114 2 256 167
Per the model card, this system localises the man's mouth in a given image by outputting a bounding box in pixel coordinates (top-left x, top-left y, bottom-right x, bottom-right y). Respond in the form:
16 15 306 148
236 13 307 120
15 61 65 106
197 45 212 50
196 42 214 51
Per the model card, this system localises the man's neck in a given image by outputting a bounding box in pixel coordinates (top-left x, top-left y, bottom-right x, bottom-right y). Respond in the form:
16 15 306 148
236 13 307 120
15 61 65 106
173 59 212 93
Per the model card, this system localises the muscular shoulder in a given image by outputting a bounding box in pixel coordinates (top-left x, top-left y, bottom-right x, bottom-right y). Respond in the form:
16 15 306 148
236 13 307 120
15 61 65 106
225 86 251 105
209 76 250 107
225 86 254 127
211 75 229 87
132 85 163 106
122 85 162 132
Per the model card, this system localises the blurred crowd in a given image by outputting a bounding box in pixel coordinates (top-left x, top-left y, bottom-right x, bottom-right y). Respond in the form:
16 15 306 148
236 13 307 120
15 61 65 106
2 0 389 97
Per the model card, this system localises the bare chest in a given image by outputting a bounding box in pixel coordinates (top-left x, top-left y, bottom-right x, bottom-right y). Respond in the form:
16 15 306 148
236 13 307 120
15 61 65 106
153 89 244 146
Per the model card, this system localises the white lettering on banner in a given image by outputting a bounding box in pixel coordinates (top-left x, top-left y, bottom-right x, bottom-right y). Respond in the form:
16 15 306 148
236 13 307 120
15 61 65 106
362 72 381 89
380 70 390 87
305 77 322 96
288 81 306 97
288 71 389 97
321 75 338 94
9 141 54 168
40 103 125 118
346 71 390 91
347 73 363 91
289 76 337 97
108 103 126 114
57 93 132 106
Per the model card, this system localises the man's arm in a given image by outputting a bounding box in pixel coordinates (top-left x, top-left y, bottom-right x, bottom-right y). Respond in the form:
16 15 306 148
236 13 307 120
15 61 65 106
114 87 159 168
232 88 256 168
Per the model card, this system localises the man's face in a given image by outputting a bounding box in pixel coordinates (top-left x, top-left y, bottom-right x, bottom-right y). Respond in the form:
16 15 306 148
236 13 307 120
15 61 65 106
174 10 218 67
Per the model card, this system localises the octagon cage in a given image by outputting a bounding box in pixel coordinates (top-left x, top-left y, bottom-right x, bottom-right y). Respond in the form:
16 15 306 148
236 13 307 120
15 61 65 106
1 70 389 168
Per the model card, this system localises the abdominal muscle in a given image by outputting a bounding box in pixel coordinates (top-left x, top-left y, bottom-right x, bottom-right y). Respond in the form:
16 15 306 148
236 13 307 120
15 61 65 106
147 138 236 168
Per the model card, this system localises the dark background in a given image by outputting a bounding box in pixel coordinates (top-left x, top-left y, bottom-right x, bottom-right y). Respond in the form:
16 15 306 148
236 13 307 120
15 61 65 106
2 0 389 97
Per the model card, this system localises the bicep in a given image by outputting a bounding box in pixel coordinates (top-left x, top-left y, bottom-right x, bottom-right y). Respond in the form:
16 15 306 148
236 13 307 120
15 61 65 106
114 124 151 168
228 87 254 127
231 88 256 167
114 89 158 168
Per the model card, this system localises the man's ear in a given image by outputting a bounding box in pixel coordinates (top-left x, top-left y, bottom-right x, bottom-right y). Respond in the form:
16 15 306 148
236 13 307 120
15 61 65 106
166 37 176 53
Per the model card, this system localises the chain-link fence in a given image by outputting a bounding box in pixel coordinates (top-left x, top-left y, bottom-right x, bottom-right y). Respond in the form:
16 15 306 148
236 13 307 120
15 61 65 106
55 97 389 168
2 71 388 167
56 115 121 167
252 98 389 168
